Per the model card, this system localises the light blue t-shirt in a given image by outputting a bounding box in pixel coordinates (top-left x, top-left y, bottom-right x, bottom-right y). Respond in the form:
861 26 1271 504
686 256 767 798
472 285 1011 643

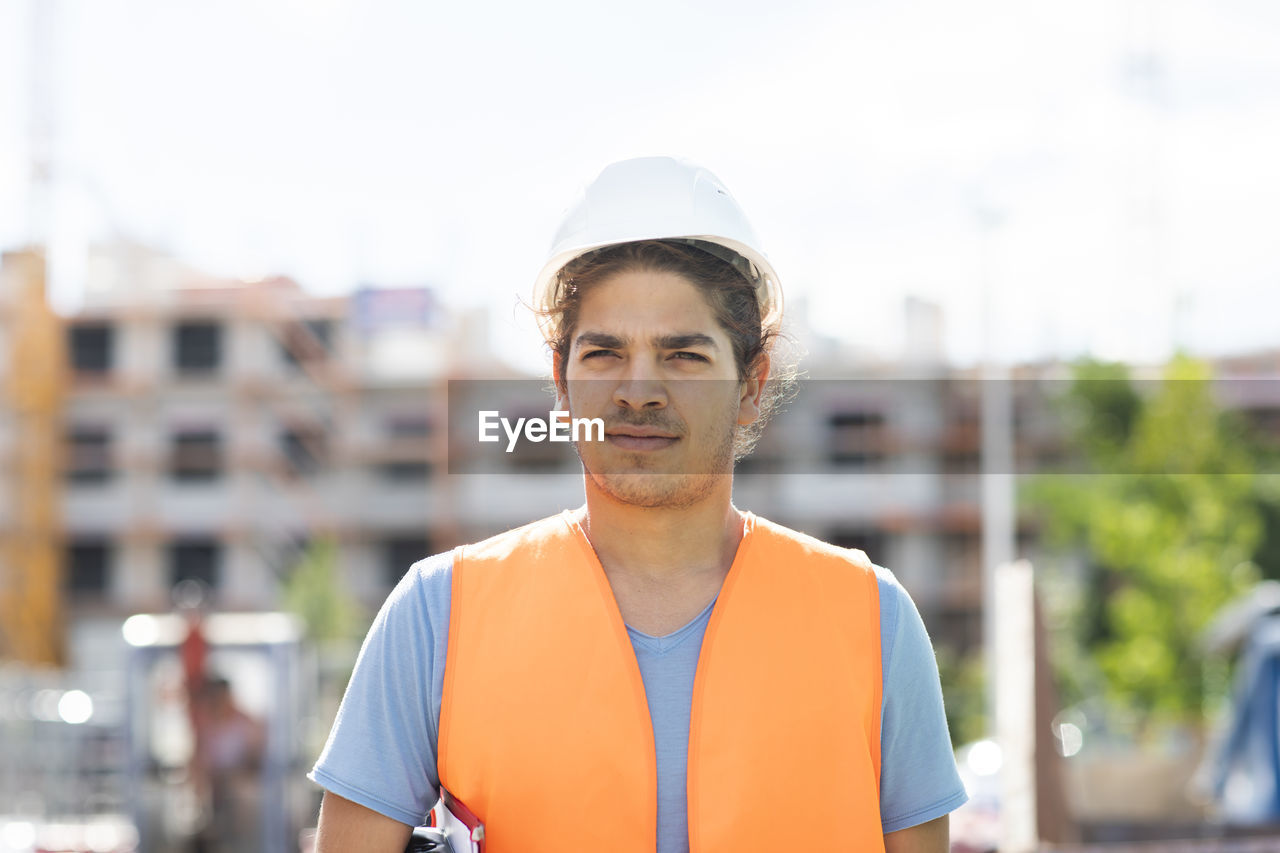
311 550 967 848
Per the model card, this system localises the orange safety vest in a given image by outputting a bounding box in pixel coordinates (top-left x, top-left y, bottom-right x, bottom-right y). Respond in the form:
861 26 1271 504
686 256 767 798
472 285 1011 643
438 511 884 853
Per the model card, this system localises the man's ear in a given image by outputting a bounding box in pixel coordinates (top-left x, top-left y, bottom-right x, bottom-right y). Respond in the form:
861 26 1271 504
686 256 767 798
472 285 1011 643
736 353 771 426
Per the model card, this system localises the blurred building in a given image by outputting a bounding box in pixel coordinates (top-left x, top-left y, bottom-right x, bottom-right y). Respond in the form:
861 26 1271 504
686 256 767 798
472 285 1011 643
3 243 533 670
5 243 1280 673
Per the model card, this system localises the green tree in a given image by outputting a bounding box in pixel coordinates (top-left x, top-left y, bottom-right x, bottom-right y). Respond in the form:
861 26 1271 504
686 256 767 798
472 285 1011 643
1253 478 1280 581
1026 355 1262 724
936 647 987 747
282 539 362 645
281 540 368 769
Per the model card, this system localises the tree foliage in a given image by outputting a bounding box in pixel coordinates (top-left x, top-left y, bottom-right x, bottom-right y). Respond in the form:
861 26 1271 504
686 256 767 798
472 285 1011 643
282 539 362 644
1026 355 1262 723
936 645 987 747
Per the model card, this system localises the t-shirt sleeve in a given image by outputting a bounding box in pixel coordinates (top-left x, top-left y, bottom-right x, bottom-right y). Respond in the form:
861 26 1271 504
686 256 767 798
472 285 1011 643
308 551 453 827
876 568 970 833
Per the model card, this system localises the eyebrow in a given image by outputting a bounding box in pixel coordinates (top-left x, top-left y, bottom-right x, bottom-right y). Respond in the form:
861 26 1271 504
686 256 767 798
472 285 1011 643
573 331 720 351
574 331 627 350
655 333 719 351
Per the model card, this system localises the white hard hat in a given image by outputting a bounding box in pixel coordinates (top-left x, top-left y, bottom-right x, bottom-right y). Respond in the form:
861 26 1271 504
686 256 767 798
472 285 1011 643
532 156 783 335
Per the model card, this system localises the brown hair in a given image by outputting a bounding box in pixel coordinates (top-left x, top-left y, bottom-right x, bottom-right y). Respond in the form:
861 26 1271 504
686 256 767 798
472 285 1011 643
540 239 795 458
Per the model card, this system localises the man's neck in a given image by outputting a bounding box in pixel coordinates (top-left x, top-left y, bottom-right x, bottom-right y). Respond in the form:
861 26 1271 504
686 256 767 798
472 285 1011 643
574 480 744 585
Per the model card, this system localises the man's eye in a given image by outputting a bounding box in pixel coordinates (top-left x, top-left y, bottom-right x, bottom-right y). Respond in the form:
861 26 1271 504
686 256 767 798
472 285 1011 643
582 350 617 359
671 352 709 362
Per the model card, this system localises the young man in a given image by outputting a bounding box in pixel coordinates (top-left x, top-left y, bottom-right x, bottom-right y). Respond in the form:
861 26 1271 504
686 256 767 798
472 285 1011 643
310 157 967 852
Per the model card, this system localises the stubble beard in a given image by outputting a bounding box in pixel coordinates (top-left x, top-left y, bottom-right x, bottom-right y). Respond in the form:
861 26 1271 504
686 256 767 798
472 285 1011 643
574 403 738 510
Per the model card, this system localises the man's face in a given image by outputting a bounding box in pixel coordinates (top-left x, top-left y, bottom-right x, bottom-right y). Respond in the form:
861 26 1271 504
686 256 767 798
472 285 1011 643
556 269 765 509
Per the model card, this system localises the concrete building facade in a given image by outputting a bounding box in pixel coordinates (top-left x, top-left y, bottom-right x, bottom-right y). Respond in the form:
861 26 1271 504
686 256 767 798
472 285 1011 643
6 244 1280 672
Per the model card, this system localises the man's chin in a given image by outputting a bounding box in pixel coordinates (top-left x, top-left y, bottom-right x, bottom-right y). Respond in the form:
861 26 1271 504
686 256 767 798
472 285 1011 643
588 471 730 509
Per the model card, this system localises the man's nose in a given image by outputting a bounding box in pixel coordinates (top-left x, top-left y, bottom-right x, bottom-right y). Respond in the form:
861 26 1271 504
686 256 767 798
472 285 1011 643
611 360 668 410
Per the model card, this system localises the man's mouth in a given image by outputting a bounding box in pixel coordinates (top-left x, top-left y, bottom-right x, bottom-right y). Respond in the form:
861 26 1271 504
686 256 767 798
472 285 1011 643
604 426 680 452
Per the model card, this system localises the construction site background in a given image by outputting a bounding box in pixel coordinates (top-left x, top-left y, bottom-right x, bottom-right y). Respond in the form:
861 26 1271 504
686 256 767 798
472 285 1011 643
3 243 1280 851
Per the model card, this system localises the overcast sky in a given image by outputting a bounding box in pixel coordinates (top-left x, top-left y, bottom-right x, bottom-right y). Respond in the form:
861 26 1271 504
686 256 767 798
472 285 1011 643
2 0 1278 372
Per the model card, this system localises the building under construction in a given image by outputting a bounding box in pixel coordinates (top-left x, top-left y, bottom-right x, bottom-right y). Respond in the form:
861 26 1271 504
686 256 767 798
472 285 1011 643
5 241 1280 851
7 241 1280 671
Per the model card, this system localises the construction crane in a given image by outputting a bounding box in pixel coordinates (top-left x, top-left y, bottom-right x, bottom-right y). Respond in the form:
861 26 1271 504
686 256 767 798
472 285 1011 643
0 0 67 665
0 247 66 666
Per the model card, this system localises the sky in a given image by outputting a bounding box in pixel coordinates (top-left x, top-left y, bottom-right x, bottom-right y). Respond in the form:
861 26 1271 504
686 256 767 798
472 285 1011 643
1 0 1278 373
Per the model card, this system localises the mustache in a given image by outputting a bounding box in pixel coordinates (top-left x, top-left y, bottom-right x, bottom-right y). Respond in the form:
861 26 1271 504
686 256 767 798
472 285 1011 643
602 410 686 436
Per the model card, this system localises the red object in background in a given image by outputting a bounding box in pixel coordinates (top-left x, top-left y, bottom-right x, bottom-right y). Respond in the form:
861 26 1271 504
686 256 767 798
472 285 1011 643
180 613 208 744
180 613 207 690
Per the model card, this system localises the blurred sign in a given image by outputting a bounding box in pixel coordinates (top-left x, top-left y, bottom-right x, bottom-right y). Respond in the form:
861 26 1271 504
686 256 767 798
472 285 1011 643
351 287 442 332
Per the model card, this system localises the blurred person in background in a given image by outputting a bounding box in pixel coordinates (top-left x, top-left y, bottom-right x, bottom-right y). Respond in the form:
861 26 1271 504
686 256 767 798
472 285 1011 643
309 157 967 852
192 674 265 853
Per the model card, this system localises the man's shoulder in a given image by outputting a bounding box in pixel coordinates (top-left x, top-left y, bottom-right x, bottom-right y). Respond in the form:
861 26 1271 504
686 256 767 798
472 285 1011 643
749 515 913 619
750 513 876 572
390 519 557 612
393 549 454 603
455 512 574 564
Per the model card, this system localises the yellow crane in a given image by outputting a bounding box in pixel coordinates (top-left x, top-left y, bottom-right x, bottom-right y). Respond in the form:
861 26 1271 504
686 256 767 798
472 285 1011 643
1 248 66 666
0 0 66 666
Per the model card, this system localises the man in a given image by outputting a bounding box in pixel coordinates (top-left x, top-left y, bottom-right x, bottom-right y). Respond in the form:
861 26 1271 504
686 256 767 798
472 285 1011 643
310 157 967 852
